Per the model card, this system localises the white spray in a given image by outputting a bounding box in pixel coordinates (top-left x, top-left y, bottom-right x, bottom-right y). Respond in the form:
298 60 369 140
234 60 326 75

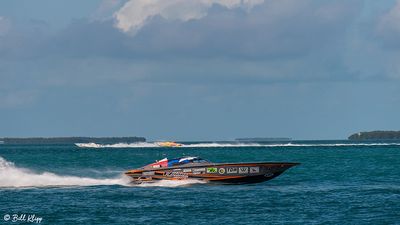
0 156 131 188
0 156 207 188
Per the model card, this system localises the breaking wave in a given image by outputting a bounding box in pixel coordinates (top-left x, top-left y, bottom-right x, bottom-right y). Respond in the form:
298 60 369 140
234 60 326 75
0 156 131 188
75 142 400 148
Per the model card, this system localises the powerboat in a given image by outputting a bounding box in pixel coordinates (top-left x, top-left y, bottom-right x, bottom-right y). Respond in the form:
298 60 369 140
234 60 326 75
125 156 299 184
156 141 183 147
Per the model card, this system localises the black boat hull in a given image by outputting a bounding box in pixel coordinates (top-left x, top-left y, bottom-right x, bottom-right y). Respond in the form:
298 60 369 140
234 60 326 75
125 162 298 184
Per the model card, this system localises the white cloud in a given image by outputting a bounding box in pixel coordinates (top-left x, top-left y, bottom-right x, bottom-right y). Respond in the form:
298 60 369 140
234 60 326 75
113 0 264 34
377 0 400 35
92 0 124 21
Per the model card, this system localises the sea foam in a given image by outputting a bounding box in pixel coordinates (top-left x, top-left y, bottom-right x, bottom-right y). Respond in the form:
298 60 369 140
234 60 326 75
0 156 206 188
0 156 131 188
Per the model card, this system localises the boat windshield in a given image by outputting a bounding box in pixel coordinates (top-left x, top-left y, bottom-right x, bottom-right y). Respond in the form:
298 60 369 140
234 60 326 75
144 156 211 169
167 157 209 167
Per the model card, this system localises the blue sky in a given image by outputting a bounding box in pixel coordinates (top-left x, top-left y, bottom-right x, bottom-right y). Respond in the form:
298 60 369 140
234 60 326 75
1 0 400 141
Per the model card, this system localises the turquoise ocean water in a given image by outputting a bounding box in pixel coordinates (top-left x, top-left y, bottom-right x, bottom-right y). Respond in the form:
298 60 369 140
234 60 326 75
0 141 399 224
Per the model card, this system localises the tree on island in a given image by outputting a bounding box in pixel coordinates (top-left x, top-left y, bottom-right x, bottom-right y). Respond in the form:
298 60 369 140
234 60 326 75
348 131 400 140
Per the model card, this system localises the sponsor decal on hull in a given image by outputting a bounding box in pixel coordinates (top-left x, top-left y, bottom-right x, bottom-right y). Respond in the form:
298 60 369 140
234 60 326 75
207 167 218 173
264 172 274 177
218 168 226 174
239 167 248 174
183 169 192 173
164 171 188 178
193 168 206 172
249 167 260 173
227 167 238 174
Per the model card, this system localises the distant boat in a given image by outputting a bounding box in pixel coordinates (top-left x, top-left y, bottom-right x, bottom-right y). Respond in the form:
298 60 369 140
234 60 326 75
156 141 183 147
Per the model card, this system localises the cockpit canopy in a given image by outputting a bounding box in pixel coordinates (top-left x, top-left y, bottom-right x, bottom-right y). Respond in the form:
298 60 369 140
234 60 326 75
145 156 210 169
167 156 210 167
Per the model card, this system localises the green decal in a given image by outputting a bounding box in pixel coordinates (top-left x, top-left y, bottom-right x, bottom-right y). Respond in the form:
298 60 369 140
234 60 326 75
207 167 217 173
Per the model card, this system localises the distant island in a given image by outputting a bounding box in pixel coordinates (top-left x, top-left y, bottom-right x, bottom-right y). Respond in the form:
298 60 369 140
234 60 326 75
348 131 400 141
0 137 146 145
235 137 292 142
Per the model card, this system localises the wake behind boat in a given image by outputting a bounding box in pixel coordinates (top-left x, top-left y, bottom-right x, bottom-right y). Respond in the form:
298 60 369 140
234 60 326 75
125 156 299 184
75 143 103 148
75 141 183 148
